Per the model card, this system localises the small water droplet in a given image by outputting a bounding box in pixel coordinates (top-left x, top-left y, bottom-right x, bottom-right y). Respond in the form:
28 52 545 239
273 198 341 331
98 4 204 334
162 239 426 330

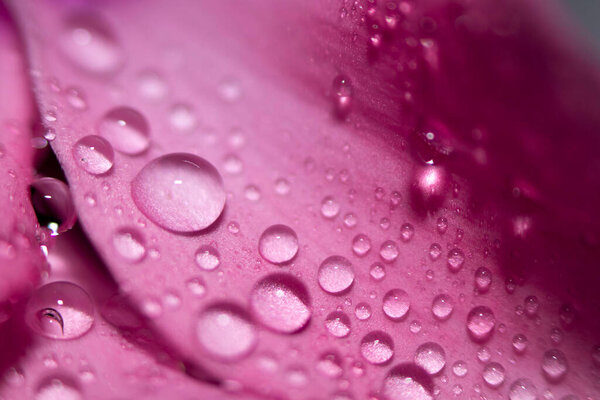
508 379 537 400
186 277 207 297
194 245 220 271
524 296 539 318
98 106 150 155
352 234 372 257
542 349 568 382
428 243 442 260
383 289 410 321
25 281 94 340
477 346 491 363
169 103 197 131
400 223 414 242
244 184 261 201
35 377 82 400
483 362 505 388
112 227 146 262
321 196 341 219
218 78 242 102
137 70 168 100
414 342 446 375
474 267 492 292
72 135 114 175
447 248 465 272
222 154 243 175
325 311 351 338
380 240 399 263
452 360 467 377
332 75 353 118
65 87 87 110
249 274 311 333
31 178 76 235
318 255 354 294
361 331 394 365
316 352 343 377
131 153 226 232
512 333 528 354
196 303 256 361
258 224 298 264
274 178 291 195
431 294 453 321
467 306 495 342
370 262 386 281
355 302 372 320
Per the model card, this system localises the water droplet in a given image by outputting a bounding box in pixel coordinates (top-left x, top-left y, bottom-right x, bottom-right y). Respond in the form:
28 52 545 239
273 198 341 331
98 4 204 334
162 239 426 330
35 377 82 400
436 217 448 234
65 87 87 110
352 234 372 257
186 277 207 297
194 245 220 271
355 302 372 320
410 320 422 333
380 240 399 263
483 362 505 388
169 103 197 131
318 256 354 294
467 306 495 342
343 213 358 228
60 14 122 74
383 289 410 321
258 224 298 264
475 267 492 292
244 184 261 201
447 248 465 272
31 178 76 235
400 223 414 242
361 331 394 364
249 274 311 333
316 352 343 377
431 294 453 321
98 106 150 155
196 303 256 361
137 70 168 100
131 153 226 232
412 166 448 210
524 296 539 318
370 263 386 281
512 334 528 354
429 243 442 260
25 282 94 340
325 311 351 338
321 196 341 219
477 346 491 363
508 379 537 400
414 342 446 375
383 365 433 400
222 154 243 175
542 349 568 382
112 227 146 262
274 178 291 195
72 135 114 175
332 75 353 118
228 221 240 234
452 360 467 377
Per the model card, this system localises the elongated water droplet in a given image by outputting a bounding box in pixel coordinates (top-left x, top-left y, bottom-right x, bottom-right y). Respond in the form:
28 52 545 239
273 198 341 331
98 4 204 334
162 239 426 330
400 223 414 242
414 342 446 375
383 289 410 321
132 153 226 232
318 255 354 294
72 135 114 175
380 240 399 263
321 196 341 219
361 331 394 365
467 306 495 342
332 75 353 118
98 107 150 155
258 224 298 264
447 248 465 272
475 267 492 292
512 333 528 354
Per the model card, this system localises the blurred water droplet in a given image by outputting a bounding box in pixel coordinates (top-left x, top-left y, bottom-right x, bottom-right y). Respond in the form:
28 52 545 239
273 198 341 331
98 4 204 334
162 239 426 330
112 227 146 262
65 87 87 110
431 294 453 321
35 377 82 400
466 306 495 342
169 103 197 131
325 311 351 338
383 365 433 400
132 153 225 232
361 331 394 365
436 217 448 234
332 75 353 118
370 262 386 281
138 70 168 100
195 245 220 271
508 379 537 400
414 342 445 375
483 362 505 388
352 234 371 257
383 289 410 321
542 349 568 382
321 197 341 219
31 178 76 236
98 106 150 155
259 224 298 264
186 277 207 297
244 184 261 201
343 213 358 228
223 154 243 175
316 352 343 377
274 178 291 195
474 267 492 292
218 78 242 102
72 135 114 175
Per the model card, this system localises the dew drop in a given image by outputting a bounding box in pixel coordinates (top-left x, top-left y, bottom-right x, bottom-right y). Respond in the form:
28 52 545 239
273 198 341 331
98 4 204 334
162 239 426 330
196 303 256 361
380 240 399 263
361 331 394 365
131 153 226 232
98 106 150 155
452 360 467 377
35 377 82 400
186 277 207 297
194 245 220 271
325 311 351 338
512 333 528 354
72 135 114 175
60 14 122 74
400 223 415 242
258 224 299 264
524 295 539 318
274 177 291 195
431 294 453 321
352 234 371 257
447 248 465 272
112 227 146 262
137 70 168 100
318 256 354 294
508 379 537 400
316 352 343 377
355 302 372 320
467 306 495 342
414 342 446 375
370 263 386 281
436 217 448 234
244 184 261 201
383 365 433 400
25 282 94 340
542 349 568 382
383 289 410 321
169 103 197 131
474 267 492 292
321 196 341 219
429 243 442 260
483 362 505 388
332 75 353 118
249 274 311 333
31 178 76 236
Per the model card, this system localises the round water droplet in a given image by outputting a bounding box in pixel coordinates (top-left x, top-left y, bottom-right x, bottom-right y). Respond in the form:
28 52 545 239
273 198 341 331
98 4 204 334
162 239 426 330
131 153 226 232
316 352 343 377
370 262 386 281
25 282 94 340
542 349 568 382
414 342 446 375
400 223 414 242
35 377 82 400
474 267 492 292
383 365 433 400
508 379 537 400
355 302 372 320
72 135 114 175
60 14 122 74
436 217 448 234
98 107 150 155
244 184 261 201
447 248 465 272
361 331 394 364
250 274 311 333
431 294 453 321
452 360 467 377
483 362 505 388
344 213 358 228
186 277 207 297
428 243 442 260
512 334 528 354
318 255 354 294
524 295 539 317
258 224 299 264
325 311 351 338
31 178 76 236
321 196 341 219
222 154 243 175
169 103 197 131
383 289 410 321
196 303 256 361
194 245 220 271
137 70 168 100
352 234 371 257
380 240 399 263
112 227 146 262
467 306 495 342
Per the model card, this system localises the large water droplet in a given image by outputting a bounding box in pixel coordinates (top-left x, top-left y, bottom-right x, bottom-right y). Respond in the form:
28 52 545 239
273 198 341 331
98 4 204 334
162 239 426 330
318 255 354 294
98 107 150 155
169 103 197 131
383 365 433 400
383 289 410 321
258 224 299 264
414 342 445 375
31 178 76 236
400 223 415 242
524 295 539 318
483 362 505 388
25 282 94 340
131 153 226 232
325 311 351 338
447 248 465 272
467 306 495 342
35 377 82 400
196 303 256 361
452 360 468 377
542 349 568 382
72 135 114 175
137 70 168 100
194 245 220 271
112 227 146 262
431 294 453 321
508 379 537 400
361 331 394 365
60 14 122 74
250 274 311 333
